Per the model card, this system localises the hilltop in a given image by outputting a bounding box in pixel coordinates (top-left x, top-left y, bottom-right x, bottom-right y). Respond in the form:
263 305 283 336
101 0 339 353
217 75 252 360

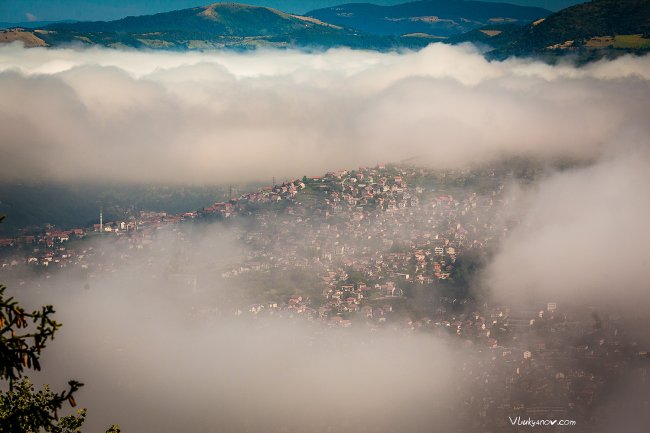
13 2 429 50
306 0 550 38
0 28 47 47
453 0 650 59
1 0 648 60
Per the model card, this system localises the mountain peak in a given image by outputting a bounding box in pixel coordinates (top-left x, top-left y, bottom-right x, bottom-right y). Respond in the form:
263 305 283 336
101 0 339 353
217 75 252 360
12 2 419 51
306 0 551 37
200 2 285 15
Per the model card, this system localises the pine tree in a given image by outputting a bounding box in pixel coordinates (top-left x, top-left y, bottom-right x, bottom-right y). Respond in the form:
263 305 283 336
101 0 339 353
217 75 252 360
0 215 120 433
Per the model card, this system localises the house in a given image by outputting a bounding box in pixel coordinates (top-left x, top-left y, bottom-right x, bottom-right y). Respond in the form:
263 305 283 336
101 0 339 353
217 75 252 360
382 282 403 297
360 306 373 319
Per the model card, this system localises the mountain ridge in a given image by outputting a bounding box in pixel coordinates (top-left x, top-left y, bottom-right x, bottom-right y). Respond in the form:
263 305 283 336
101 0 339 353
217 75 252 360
452 0 650 59
305 0 551 37
21 2 429 50
1 0 649 61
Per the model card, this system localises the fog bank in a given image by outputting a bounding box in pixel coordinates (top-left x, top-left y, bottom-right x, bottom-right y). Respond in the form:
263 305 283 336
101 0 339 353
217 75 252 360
14 224 464 433
1 44 649 183
486 151 650 309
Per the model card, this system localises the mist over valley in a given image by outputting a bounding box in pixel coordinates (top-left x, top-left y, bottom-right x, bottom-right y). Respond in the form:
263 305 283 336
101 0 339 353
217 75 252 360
1 2 650 431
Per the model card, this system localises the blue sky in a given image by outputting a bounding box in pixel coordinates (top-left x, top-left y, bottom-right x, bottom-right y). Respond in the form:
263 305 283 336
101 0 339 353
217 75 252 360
0 0 586 23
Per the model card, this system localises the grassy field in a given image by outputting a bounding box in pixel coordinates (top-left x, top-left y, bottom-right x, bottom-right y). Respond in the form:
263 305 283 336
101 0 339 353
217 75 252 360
586 34 650 49
614 34 650 49
0 29 46 47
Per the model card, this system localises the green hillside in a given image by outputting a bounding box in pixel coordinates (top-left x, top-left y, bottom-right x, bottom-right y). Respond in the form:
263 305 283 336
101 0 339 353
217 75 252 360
306 0 550 38
453 0 650 59
31 2 428 50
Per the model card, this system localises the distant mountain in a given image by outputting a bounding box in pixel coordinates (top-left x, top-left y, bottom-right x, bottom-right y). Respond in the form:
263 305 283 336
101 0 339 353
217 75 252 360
453 0 650 59
3 0 647 60
0 28 48 47
0 20 77 30
306 0 550 38
17 2 429 50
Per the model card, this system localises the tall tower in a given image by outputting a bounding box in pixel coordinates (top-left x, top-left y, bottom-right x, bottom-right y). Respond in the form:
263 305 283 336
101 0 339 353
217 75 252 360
99 207 103 233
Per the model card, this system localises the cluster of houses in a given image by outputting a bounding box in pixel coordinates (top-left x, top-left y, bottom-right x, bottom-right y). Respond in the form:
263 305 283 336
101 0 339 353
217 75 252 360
0 210 199 269
1 164 513 326
447 303 649 432
206 165 648 427
0 228 86 268
220 164 513 327
1 163 647 428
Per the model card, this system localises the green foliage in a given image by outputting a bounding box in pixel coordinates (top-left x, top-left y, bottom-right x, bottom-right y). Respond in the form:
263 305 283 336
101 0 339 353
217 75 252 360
105 425 122 433
0 379 86 433
613 34 650 49
0 213 90 432
0 283 85 432
345 270 365 286
0 285 61 383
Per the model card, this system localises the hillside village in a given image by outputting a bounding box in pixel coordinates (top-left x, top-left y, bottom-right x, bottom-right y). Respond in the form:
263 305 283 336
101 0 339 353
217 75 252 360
1 163 649 430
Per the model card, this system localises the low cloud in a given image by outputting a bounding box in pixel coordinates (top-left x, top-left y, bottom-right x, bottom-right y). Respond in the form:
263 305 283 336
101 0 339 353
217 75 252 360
2 42 650 432
15 223 465 433
485 151 650 310
1 44 649 183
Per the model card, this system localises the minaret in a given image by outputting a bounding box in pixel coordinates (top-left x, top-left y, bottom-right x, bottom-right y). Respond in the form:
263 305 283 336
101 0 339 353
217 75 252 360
99 207 103 233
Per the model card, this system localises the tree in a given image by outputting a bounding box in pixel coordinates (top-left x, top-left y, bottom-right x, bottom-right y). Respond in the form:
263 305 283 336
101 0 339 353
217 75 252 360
0 283 85 432
0 379 85 433
0 215 87 432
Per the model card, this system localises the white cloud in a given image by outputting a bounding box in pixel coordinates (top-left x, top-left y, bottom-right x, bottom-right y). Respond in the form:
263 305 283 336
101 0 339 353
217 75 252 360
0 44 648 183
2 42 649 432
485 150 650 309
19 224 464 433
